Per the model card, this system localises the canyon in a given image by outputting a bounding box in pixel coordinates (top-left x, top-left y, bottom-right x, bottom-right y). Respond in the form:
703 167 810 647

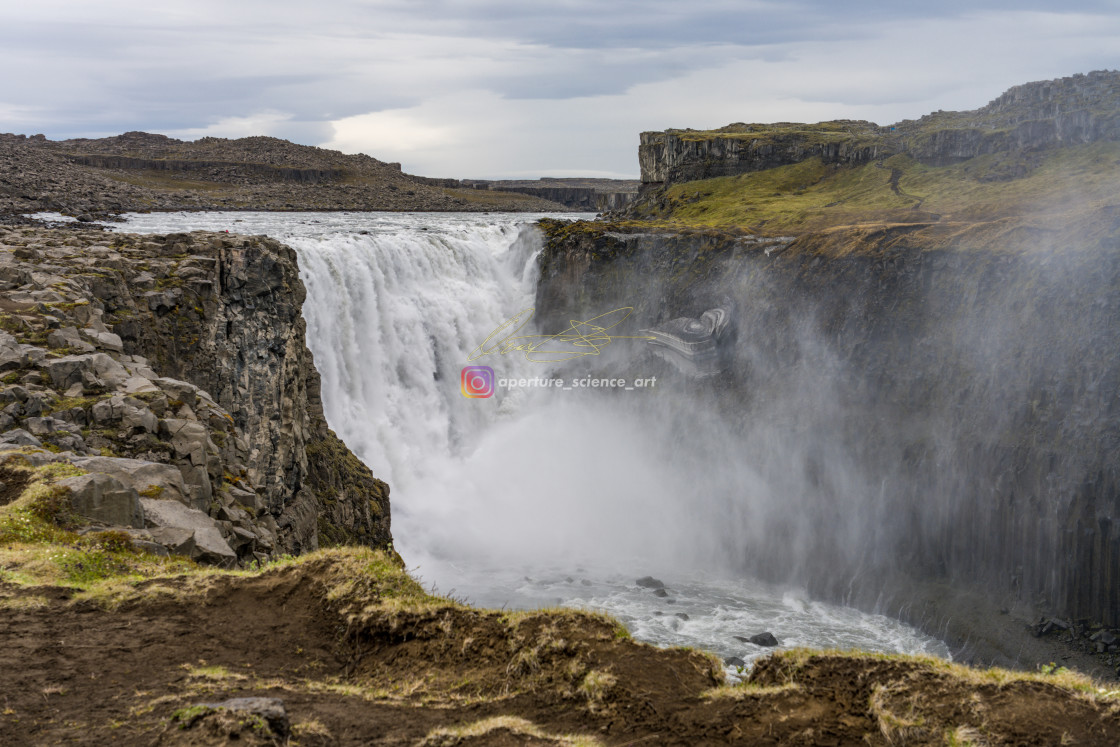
0 70 1119 744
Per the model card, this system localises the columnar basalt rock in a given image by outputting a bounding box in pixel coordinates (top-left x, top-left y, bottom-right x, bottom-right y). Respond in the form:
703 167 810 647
536 221 1120 640
0 224 391 563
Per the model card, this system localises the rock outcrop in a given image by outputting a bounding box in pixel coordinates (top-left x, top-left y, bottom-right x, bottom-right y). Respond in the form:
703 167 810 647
639 120 886 186
0 224 391 564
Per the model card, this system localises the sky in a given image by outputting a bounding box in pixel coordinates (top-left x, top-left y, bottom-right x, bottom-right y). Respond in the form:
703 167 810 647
2 1 1119 179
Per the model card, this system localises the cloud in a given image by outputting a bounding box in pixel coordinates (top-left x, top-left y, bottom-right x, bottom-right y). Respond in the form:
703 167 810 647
321 10 1120 178
2 2 1118 177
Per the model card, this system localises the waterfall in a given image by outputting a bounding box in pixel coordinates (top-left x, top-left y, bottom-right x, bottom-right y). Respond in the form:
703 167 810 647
107 210 949 664
285 217 731 573
288 221 540 487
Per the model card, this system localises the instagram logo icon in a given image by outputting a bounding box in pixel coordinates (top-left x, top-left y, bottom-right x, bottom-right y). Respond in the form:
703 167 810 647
461 366 495 398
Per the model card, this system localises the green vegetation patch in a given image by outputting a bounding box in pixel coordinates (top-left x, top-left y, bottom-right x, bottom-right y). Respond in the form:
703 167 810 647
639 142 1120 236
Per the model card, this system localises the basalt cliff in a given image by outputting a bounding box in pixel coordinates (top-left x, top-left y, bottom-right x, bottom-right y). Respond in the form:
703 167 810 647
540 71 1120 676
635 69 1120 192
0 224 390 564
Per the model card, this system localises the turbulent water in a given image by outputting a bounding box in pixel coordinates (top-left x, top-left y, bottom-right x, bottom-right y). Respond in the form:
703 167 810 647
102 210 950 669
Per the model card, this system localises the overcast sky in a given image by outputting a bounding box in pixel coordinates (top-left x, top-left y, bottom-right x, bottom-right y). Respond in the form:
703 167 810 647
3 1 1118 178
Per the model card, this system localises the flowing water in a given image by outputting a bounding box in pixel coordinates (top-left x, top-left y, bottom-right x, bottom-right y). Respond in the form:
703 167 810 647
100 210 950 669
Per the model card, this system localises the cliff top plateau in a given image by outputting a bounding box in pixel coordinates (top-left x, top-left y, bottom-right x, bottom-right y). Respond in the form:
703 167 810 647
623 70 1120 250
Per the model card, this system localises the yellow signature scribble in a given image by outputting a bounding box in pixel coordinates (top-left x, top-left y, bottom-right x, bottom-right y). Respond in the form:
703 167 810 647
468 307 654 363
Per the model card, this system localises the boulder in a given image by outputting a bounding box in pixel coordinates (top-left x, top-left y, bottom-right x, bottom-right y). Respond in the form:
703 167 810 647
79 328 124 352
58 473 144 528
140 497 237 566
0 446 63 466
119 401 158 434
636 576 666 590
40 353 129 391
140 498 217 532
147 526 195 555
160 418 215 460
46 326 95 353
143 289 181 313
90 396 122 424
120 376 160 395
132 540 170 557
51 433 86 453
24 416 73 436
179 463 213 506
0 336 21 371
0 428 41 447
226 484 266 512
39 355 88 390
71 456 192 505
91 353 131 390
193 526 238 565
154 377 199 408
748 632 779 647
178 697 289 739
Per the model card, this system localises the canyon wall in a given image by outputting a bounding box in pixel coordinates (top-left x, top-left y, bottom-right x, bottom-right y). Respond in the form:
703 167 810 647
535 222 1120 630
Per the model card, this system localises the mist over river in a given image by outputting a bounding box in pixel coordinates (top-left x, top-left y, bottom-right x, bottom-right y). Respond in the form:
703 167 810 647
103 210 949 669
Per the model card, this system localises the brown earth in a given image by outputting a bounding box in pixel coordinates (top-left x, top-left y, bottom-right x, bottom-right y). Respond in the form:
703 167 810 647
2 550 1118 746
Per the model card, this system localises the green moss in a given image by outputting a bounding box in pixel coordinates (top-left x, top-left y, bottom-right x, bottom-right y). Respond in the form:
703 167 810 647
46 394 107 415
306 431 389 548
35 462 85 480
170 705 215 726
44 300 90 311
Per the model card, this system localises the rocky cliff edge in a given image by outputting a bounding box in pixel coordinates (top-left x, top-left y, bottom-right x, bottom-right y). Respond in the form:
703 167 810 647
0 224 390 566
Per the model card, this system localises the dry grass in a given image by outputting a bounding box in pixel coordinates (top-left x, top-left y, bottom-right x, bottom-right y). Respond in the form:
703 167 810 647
0 595 50 610
577 669 617 709
869 682 932 745
640 141 1120 236
765 648 1120 701
418 715 604 746
703 681 802 700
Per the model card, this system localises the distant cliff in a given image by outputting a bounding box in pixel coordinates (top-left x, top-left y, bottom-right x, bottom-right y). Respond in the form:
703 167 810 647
409 177 640 211
639 70 1120 188
0 131 569 216
639 120 887 186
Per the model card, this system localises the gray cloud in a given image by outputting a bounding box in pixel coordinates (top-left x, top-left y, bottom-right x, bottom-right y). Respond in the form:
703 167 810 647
1 1 1118 176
